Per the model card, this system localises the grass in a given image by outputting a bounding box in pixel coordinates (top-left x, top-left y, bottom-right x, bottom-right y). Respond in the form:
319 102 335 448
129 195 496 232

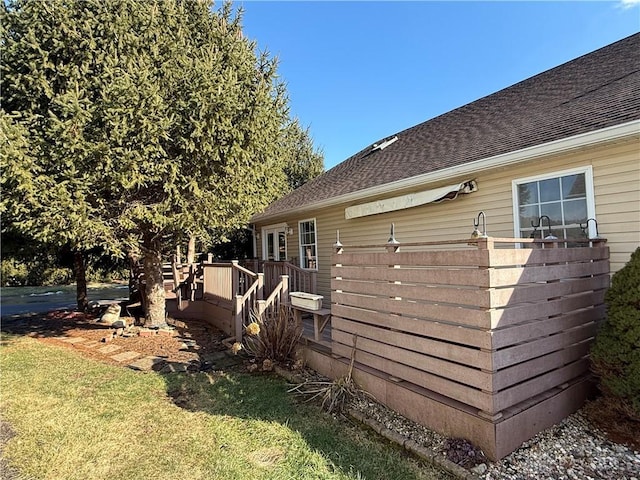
0 334 451 480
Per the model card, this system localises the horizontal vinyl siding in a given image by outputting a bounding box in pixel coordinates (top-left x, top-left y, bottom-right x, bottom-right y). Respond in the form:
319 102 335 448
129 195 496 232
591 142 640 272
254 137 639 298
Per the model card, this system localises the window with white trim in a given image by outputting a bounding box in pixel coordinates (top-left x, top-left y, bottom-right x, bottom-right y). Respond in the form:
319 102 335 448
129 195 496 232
298 219 318 270
513 167 596 241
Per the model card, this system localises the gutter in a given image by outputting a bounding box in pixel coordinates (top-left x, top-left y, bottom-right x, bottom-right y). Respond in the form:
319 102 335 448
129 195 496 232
254 120 640 222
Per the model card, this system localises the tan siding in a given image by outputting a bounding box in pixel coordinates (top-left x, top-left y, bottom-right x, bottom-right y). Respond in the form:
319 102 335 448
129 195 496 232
254 137 640 297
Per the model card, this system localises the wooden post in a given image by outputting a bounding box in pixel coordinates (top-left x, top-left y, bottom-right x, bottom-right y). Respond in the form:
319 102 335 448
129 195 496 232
207 253 213 263
476 237 494 250
231 260 239 297
257 273 264 301
281 274 289 305
234 295 243 342
311 271 317 294
257 299 266 316
176 245 182 265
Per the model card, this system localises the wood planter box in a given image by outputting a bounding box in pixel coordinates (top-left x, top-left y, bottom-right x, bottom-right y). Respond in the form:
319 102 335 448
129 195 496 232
290 292 324 310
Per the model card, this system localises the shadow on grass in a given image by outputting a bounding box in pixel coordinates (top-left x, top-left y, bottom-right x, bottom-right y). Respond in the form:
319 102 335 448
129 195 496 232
161 369 445 480
0 310 113 340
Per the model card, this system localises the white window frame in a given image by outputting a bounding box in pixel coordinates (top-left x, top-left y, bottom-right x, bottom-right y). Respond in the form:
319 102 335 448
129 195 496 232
261 223 288 261
298 218 318 271
512 166 596 240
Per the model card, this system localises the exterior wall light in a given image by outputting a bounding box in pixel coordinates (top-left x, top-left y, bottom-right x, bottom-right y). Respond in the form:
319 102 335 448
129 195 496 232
471 211 488 238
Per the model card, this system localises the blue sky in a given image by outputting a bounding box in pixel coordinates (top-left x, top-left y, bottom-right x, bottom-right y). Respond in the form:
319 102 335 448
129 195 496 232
240 1 640 170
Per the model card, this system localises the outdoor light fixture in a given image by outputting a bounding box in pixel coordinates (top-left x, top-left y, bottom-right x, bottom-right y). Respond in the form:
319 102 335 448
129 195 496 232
387 223 400 244
530 215 556 240
286 226 294 235
580 218 601 239
333 229 343 249
471 211 488 238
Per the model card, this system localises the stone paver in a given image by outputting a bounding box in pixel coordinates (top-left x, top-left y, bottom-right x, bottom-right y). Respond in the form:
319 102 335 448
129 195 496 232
111 351 140 363
159 362 189 373
61 336 87 344
128 356 167 371
98 344 122 354
82 341 101 349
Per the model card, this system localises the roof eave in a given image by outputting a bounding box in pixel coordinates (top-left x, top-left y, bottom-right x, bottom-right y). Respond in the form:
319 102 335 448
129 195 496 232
252 119 640 223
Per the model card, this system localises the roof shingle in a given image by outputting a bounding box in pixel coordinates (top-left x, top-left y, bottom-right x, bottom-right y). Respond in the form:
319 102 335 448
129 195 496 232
254 33 640 221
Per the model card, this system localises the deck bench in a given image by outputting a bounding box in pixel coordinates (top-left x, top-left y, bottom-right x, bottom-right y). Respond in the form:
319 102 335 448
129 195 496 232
289 304 331 342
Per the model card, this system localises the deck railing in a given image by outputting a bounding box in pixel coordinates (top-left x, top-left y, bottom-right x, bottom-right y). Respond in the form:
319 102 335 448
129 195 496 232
242 260 316 295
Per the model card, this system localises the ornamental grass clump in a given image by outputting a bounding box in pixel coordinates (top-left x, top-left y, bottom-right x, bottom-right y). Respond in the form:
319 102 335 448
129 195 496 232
243 305 302 364
289 335 368 414
590 247 640 422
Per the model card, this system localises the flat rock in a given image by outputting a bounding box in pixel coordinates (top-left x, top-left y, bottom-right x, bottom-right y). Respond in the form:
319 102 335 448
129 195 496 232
207 351 230 361
111 351 140 363
159 362 189 373
98 344 122 354
128 356 167 371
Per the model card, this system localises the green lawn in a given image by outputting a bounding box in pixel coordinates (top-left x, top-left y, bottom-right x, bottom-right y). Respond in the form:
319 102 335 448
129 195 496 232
0 334 451 480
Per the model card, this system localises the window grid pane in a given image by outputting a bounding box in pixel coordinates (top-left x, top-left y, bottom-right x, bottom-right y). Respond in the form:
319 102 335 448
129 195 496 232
516 173 588 241
299 220 317 270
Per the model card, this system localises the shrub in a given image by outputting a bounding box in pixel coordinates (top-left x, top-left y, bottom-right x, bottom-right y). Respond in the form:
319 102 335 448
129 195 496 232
590 247 640 421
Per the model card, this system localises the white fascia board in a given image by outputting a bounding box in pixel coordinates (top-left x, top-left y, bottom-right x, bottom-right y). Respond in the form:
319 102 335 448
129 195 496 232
256 120 640 222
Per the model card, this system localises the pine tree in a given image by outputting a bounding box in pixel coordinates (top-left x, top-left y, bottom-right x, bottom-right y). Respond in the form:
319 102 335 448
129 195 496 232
1 0 294 324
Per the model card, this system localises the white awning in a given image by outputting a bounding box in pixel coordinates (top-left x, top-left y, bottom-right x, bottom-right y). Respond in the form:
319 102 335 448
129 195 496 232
344 180 477 220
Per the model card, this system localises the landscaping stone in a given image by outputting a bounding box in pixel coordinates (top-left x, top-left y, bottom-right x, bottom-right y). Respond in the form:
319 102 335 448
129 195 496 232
98 344 121 354
138 329 155 337
157 328 175 337
207 351 230 361
82 341 101 349
99 304 121 324
159 362 189 373
128 356 167 371
111 351 140 363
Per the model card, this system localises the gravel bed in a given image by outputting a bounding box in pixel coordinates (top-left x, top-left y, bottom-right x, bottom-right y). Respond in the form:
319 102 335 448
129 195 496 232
291 367 639 480
350 394 639 479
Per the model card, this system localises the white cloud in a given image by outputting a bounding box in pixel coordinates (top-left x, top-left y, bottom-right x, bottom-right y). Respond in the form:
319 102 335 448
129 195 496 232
619 0 640 9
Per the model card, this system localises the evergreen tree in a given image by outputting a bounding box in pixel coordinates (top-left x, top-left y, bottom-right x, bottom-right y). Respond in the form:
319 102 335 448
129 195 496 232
281 119 324 192
1 0 292 324
590 248 640 421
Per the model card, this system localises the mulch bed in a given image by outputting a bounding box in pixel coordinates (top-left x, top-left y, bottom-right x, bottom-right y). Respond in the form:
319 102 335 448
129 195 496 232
1 309 231 369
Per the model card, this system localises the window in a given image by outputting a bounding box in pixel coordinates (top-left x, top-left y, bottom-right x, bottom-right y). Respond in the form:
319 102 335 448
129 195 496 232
298 219 318 270
512 167 596 240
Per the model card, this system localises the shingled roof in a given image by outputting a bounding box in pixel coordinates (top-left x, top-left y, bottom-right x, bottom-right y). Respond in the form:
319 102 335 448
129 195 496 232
254 33 640 222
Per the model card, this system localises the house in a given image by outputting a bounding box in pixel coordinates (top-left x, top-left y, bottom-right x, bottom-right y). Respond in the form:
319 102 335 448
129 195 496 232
251 33 640 302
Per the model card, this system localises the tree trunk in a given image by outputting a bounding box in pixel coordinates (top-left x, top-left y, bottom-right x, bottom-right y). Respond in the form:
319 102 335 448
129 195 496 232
187 236 196 264
142 237 166 327
72 250 88 312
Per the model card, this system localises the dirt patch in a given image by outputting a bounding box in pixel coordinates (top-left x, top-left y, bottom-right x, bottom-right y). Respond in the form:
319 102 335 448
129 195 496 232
0 420 19 480
583 397 640 451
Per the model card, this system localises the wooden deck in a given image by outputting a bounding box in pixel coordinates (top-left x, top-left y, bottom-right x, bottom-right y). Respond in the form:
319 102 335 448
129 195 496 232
163 237 609 461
